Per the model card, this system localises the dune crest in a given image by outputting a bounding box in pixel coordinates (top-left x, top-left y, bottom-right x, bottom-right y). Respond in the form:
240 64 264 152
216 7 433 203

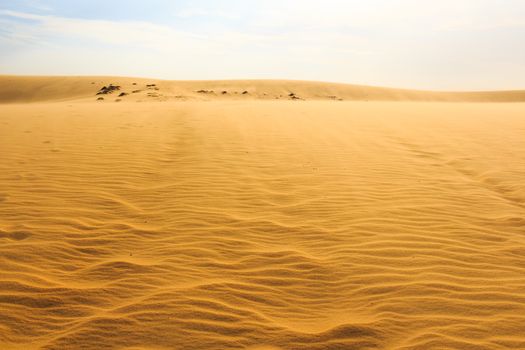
1 75 525 103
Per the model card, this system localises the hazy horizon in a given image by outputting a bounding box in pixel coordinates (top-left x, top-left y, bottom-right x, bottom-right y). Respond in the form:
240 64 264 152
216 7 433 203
1 0 524 90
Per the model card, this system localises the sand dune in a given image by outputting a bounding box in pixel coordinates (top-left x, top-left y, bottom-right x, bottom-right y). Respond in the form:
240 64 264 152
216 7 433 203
1 77 525 349
1 75 525 103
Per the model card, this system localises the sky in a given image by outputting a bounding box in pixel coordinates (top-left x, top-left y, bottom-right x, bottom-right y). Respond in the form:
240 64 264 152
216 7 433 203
0 0 524 90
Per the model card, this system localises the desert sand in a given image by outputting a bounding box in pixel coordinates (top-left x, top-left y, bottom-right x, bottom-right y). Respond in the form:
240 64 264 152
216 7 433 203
1 76 525 350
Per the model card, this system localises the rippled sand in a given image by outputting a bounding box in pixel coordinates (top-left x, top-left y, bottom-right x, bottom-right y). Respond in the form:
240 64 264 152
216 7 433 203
1 90 525 349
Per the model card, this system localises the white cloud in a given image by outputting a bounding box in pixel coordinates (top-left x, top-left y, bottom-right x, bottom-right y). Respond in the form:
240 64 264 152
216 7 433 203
0 10 208 51
246 0 525 32
0 9 44 20
175 8 240 20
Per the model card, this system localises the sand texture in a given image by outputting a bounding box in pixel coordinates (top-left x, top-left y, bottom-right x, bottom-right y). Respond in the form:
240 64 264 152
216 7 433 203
1 77 525 350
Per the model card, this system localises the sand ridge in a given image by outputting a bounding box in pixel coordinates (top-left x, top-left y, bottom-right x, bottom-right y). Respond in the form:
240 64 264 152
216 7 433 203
0 79 525 349
1 75 525 103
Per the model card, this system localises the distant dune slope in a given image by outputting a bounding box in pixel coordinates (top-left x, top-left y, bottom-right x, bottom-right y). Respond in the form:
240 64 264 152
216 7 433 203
1 101 525 350
1 75 525 103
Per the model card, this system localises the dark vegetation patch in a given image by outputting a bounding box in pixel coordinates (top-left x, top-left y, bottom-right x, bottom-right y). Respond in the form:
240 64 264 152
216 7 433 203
96 84 121 95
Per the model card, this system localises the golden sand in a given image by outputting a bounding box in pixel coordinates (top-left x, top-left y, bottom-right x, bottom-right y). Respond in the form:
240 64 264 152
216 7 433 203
1 77 525 349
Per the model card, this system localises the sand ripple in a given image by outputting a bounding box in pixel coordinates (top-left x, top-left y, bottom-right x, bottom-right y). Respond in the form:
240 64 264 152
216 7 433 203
1 101 525 349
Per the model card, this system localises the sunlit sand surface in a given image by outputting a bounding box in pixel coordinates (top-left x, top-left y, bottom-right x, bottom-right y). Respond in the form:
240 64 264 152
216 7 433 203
1 77 525 349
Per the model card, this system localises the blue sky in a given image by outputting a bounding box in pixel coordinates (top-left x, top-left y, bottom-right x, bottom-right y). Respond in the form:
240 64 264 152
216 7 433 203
1 0 524 90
